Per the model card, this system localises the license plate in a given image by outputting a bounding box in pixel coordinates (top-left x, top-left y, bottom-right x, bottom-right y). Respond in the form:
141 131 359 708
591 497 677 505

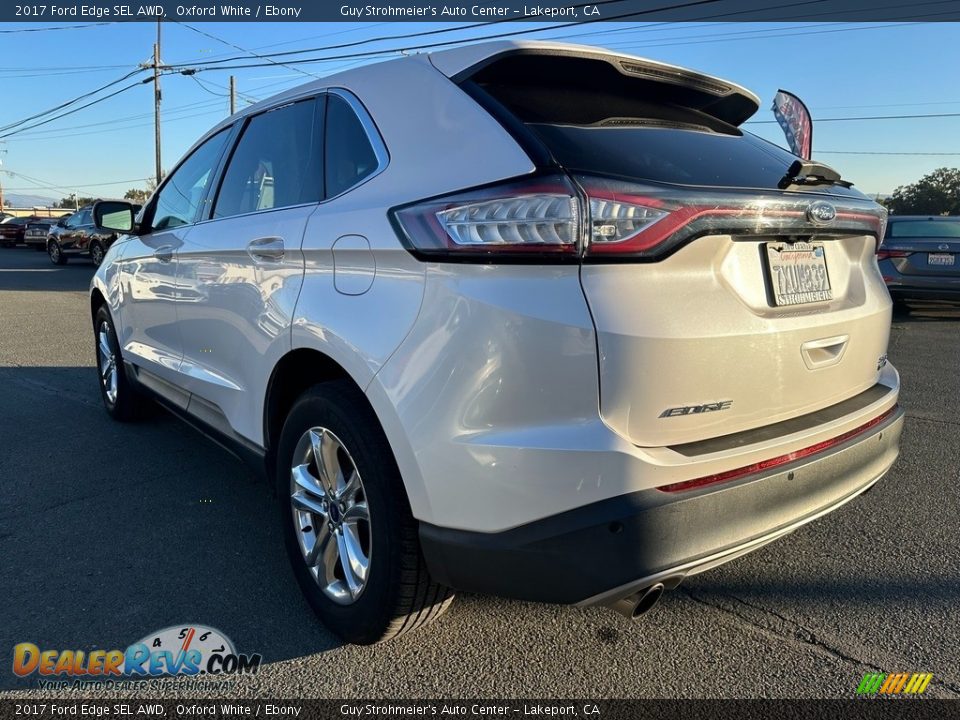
928 252 955 266
765 242 832 306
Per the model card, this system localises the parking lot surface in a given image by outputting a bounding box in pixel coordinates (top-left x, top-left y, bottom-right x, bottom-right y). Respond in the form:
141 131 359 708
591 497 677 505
1 247 959 699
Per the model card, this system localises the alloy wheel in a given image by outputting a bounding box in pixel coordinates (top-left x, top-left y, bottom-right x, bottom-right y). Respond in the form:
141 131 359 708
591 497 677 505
290 427 371 605
97 321 118 404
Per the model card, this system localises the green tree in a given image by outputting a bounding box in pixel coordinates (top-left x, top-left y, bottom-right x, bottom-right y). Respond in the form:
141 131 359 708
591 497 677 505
55 195 96 209
884 167 960 216
124 188 150 203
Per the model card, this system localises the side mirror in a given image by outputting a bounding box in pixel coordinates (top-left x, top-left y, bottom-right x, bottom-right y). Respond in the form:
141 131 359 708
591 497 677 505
93 201 137 234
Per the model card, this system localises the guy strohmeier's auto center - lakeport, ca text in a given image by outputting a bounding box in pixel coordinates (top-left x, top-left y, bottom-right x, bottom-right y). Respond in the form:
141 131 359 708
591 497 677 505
15 4 591 19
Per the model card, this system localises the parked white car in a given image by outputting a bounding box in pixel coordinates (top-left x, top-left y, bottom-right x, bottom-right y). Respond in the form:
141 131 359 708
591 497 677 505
91 41 903 644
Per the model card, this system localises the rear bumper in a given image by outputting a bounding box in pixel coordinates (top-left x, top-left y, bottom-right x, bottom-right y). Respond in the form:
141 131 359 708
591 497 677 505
420 405 903 606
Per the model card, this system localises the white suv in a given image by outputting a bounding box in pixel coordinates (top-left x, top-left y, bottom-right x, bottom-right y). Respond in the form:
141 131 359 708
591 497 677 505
91 41 903 644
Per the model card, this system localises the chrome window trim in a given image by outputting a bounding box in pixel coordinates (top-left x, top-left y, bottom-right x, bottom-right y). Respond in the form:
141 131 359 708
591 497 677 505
323 87 390 202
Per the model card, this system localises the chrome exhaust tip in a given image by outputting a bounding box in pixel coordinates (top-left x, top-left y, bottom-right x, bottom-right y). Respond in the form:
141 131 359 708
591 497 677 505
607 583 665 620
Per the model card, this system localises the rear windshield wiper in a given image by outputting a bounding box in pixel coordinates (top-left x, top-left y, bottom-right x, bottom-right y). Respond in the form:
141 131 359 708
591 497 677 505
778 159 853 189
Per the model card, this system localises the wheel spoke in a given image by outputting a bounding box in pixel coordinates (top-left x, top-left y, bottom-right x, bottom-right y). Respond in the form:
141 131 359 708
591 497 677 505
341 501 368 524
337 469 361 501
310 429 342 496
98 336 111 359
337 530 365 597
292 463 326 499
304 524 333 568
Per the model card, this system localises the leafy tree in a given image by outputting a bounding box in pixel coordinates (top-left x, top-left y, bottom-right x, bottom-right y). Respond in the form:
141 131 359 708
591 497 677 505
884 167 960 216
55 195 96 209
124 188 150 203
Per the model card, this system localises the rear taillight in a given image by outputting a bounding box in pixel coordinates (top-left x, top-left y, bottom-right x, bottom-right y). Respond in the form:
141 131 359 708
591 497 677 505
877 249 911 261
578 175 887 261
391 175 580 259
391 174 887 262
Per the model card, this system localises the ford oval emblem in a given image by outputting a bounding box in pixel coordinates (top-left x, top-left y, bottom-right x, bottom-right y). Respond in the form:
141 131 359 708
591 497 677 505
939 244 950 251
807 201 837 225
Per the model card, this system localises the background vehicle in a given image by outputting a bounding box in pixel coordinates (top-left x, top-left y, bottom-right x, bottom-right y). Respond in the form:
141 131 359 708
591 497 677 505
90 41 902 645
878 215 960 303
0 212 12 223
47 204 138 266
24 217 61 251
0 215 40 247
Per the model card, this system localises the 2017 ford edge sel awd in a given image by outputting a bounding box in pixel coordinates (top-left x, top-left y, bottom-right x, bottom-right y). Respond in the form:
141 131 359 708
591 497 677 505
90 41 903 644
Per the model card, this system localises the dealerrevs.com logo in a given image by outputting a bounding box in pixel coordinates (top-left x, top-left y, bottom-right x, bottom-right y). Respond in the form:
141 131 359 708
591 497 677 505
13 625 262 680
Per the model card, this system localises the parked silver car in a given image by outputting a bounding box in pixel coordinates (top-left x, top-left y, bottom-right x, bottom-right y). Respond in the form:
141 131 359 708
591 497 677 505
90 41 903 644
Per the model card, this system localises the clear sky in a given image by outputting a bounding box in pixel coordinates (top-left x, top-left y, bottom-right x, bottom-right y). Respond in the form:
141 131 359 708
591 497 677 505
1 20 959 202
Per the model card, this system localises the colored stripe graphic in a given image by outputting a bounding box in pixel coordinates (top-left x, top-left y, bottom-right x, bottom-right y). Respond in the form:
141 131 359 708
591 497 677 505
857 672 932 695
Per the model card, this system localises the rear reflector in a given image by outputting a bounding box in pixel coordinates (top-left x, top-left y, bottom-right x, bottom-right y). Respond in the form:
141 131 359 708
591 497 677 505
877 249 912 261
657 405 898 493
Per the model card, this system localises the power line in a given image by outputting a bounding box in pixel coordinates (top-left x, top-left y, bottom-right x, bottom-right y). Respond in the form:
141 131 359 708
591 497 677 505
750 112 960 124
2 169 151 194
816 151 960 156
176 22 320 79
166 0 715 70
0 22 114 34
0 80 148 139
0 68 145 135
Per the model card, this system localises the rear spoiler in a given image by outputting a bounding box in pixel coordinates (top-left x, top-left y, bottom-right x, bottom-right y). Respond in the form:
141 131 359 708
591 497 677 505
427 41 761 127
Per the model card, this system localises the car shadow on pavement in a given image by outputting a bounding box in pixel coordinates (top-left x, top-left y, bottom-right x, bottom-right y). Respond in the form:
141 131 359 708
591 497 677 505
0 366 344 691
0 254 95 293
892 301 960 323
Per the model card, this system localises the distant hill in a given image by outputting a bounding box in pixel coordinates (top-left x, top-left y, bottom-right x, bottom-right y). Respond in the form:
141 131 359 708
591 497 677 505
3 192 59 208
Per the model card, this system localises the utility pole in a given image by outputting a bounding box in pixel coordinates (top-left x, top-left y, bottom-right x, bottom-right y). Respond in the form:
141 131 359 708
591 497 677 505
229 76 236 115
152 18 162 185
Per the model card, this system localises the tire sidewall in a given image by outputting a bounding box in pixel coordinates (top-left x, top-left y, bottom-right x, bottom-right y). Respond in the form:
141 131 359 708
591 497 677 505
91 242 104 267
275 384 406 644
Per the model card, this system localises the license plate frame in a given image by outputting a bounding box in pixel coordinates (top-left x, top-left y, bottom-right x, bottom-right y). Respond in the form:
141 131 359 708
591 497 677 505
928 252 955 267
765 241 833 307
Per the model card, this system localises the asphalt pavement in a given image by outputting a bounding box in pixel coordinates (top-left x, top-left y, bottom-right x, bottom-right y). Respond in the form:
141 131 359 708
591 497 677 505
1 246 958 699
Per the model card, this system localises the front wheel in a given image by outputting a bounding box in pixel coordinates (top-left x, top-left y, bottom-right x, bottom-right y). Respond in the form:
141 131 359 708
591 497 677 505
90 241 105 267
94 305 146 421
276 380 453 644
48 240 67 265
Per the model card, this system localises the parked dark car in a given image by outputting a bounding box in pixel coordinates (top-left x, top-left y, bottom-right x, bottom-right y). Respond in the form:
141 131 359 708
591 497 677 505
878 216 960 303
0 216 45 247
0 212 13 223
47 204 139 266
24 217 62 251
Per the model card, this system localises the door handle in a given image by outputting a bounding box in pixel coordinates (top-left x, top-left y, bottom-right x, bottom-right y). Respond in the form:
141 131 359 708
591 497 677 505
247 236 285 262
153 244 174 263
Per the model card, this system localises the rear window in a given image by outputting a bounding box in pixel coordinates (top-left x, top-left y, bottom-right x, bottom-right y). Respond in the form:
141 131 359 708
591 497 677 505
887 220 960 238
529 124 805 190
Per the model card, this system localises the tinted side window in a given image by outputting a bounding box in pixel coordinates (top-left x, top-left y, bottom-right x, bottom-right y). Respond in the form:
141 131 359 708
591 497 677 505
76 209 92 226
325 94 379 198
151 128 230 231
213 99 322 219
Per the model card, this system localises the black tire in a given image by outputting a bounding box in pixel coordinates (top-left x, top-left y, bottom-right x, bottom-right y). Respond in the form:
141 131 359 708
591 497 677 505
94 305 147 422
48 240 67 265
275 380 454 644
90 241 105 267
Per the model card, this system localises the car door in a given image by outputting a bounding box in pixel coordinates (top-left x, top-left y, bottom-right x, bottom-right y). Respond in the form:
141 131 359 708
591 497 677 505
71 208 95 254
174 97 323 443
115 127 233 392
